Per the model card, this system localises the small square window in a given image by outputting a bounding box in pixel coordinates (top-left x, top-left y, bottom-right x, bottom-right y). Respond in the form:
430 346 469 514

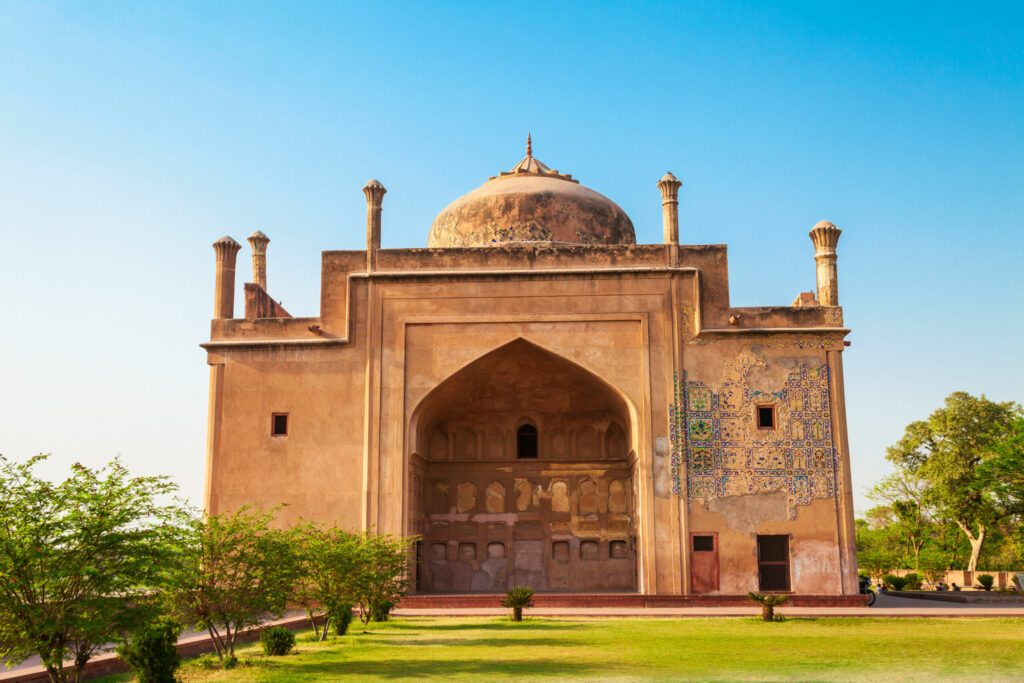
757 405 776 430
693 535 715 552
272 413 289 437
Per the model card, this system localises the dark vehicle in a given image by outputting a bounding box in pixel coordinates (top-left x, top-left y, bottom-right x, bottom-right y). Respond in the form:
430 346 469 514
859 576 877 606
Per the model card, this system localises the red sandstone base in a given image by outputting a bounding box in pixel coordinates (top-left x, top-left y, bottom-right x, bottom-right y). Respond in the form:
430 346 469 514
400 593 869 608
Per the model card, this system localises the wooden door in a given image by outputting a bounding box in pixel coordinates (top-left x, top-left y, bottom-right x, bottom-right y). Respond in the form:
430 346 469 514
690 533 719 593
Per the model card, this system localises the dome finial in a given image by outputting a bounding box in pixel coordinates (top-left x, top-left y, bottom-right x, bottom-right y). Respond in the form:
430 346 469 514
526 132 532 158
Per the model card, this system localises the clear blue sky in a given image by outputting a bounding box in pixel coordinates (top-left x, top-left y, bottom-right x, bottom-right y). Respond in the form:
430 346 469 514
1 1 1021 512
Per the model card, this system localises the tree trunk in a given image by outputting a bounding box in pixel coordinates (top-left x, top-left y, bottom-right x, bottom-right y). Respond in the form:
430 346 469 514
225 621 235 658
207 622 224 660
307 607 320 639
513 607 523 622
762 605 774 622
957 521 986 572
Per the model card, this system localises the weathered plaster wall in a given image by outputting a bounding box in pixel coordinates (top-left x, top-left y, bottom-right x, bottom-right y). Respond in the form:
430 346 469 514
204 241 856 595
678 338 849 594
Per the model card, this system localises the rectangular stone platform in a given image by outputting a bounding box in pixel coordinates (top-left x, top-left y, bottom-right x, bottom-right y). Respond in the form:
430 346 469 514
400 593 869 608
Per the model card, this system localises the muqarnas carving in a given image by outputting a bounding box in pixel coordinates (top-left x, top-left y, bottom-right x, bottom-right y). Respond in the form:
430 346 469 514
677 364 837 518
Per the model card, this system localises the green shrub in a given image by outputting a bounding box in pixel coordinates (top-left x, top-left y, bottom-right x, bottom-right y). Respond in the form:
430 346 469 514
116 619 182 683
259 626 295 656
883 574 909 591
747 592 788 622
903 573 922 590
368 599 395 622
192 654 219 670
502 586 535 622
223 654 238 669
332 605 354 635
977 574 995 591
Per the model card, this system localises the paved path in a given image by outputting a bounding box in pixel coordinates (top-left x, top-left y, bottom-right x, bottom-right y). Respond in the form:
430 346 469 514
393 593 1024 618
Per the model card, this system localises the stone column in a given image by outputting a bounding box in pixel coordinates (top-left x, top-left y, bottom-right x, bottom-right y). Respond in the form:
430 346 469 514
212 236 241 319
363 179 387 272
827 348 859 594
657 172 683 245
247 230 270 290
809 220 842 306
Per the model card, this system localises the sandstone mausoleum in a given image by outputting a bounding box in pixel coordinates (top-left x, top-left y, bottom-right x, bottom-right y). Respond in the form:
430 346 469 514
203 137 859 599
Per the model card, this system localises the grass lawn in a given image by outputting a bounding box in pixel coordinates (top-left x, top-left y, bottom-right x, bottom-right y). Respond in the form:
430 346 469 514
100 616 1024 682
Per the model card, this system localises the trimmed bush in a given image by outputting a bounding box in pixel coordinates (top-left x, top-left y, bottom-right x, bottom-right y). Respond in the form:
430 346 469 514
903 573 922 590
332 605 355 635
368 599 395 622
977 574 995 591
116 619 182 683
259 627 295 656
883 574 909 591
502 586 535 622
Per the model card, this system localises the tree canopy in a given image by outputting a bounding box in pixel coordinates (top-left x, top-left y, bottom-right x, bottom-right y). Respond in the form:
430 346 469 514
0 455 189 683
861 392 1023 575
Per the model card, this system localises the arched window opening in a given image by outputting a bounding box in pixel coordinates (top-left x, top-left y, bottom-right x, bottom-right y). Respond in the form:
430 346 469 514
517 424 538 459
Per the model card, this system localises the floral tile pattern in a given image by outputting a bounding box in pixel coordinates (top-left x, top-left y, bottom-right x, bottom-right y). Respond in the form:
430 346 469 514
671 364 837 518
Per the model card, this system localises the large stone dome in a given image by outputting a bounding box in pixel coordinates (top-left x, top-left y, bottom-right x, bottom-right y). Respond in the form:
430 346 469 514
428 138 635 248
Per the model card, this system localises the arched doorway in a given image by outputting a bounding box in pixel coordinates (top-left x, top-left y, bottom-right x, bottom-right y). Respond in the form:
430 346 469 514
409 338 637 593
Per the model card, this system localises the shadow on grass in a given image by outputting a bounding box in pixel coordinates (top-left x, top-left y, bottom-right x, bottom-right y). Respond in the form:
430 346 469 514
383 620 585 632
380 637 580 648
285 656 604 679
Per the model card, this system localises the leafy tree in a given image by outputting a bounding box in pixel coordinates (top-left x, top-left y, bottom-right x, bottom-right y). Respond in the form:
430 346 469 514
886 392 1020 571
980 416 1024 513
167 507 298 663
351 533 413 624
868 470 932 568
917 548 951 587
855 516 900 580
0 455 188 683
290 524 361 640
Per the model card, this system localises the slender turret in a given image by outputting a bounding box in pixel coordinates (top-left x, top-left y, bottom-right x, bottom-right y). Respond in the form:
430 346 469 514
363 179 387 272
657 172 683 245
247 230 270 290
809 220 842 306
212 236 241 319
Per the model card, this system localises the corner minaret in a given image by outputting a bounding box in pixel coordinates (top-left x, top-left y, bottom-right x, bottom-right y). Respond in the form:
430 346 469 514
211 236 241 319
657 172 682 245
809 220 842 306
363 179 387 272
247 230 270 290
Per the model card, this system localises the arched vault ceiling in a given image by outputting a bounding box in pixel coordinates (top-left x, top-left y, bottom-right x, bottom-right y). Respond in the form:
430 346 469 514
416 338 629 424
